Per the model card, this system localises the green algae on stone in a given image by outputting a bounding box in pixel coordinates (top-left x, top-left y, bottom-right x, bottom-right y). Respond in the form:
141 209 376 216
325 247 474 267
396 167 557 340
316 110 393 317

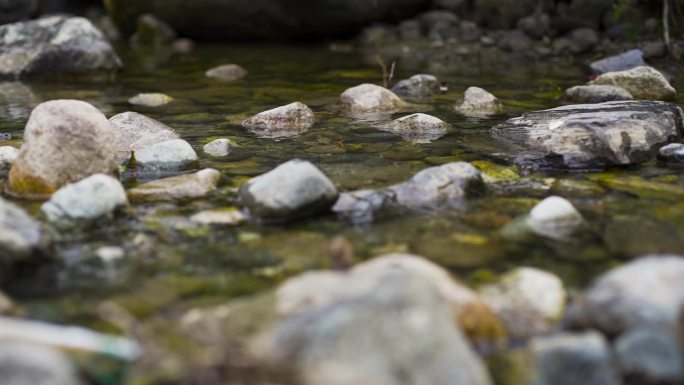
471 160 520 182
590 173 684 201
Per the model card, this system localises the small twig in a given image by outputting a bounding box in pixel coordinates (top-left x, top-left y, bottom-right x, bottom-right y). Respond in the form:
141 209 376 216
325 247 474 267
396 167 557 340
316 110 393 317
663 0 672 56
388 61 396 87
375 55 388 87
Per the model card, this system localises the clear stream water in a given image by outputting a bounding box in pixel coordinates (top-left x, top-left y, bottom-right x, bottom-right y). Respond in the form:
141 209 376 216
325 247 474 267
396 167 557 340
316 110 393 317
0 43 683 333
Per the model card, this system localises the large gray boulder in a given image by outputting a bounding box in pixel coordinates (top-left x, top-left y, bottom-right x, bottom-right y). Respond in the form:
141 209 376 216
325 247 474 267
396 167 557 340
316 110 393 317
0 16 122 79
270 269 493 385
109 112 180 164
8 100 119 198
239 159 338 222
41 174 128 229
0 197 45 263
491 100 684 170
105 0 429 40
567 255 684 336
333 162 483 223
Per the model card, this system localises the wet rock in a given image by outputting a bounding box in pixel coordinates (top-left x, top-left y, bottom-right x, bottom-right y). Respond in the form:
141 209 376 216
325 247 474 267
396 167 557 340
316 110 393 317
658 143 684 163
455 87 504 117
277 253 505 343
615 328 684 384
0 343 83 385
376 113 449 143
481 267 566 340
339 83 408 117
0 16 122 79
501 196 587 242
128 168 221 202
0 197 45 263
491 101 684 169
398 19 421 40
239 159 338 222
517 13 550 40
391 74 439 101
271 264 495 385
106 0 427 41
497 30 533 52
333 162 483 223
8 100 118 198
242 102 315 139
531 331 621 385
527 196 586 241
567 27 599 54
641 42 667 59
130 14 176 47
128 93 173 107
134 139 199 173
562 85 633 103
109 112 180 164
202 138 233 157
0 146 19 177
190 208 247 226
41 174 128 229
205 64 247 81
567 255 684 336
590 49 646 76
0 0 38 24
590 66 676 101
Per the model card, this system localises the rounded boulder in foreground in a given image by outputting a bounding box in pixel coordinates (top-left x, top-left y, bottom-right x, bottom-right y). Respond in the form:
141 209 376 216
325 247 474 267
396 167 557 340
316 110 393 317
8 100 118 198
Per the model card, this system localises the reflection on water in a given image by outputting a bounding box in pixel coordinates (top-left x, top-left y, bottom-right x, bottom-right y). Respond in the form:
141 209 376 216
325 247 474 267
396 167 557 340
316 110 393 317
0 43 683 328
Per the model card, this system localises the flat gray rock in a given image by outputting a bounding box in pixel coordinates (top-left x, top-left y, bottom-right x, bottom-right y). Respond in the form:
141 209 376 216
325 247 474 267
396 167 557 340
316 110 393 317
491 100 684 170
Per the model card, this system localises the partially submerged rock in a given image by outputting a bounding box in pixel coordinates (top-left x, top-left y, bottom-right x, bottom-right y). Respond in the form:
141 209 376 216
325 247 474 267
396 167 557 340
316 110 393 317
41 174 128 229
0 197 45 263
481 267 566 340
376 113 449 142
128 168 221 202
339 83 408 117
589 66 676 101
590 49 647 76
567 255 684 336
128 93 174 107
134 139 199 173
0 343 84 385
205 64 247 81
390 74 439 100
491 101 684 169
239 159 338 222
276 253 505 344
0 16 122 79
455 87 504 117
527 196 587 241
202 138 233 157
0 146 19 177
614 328 684 383
8 100 119 198
562 85 633 104
658 143 684 163
242 102 315 139
109 112 180 164
333 162 483 223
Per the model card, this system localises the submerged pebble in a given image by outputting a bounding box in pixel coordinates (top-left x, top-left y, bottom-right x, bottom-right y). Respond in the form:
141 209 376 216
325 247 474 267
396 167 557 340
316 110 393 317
205 64 247 81
128 93 174 107
128 168 221 202
376 113 449 143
